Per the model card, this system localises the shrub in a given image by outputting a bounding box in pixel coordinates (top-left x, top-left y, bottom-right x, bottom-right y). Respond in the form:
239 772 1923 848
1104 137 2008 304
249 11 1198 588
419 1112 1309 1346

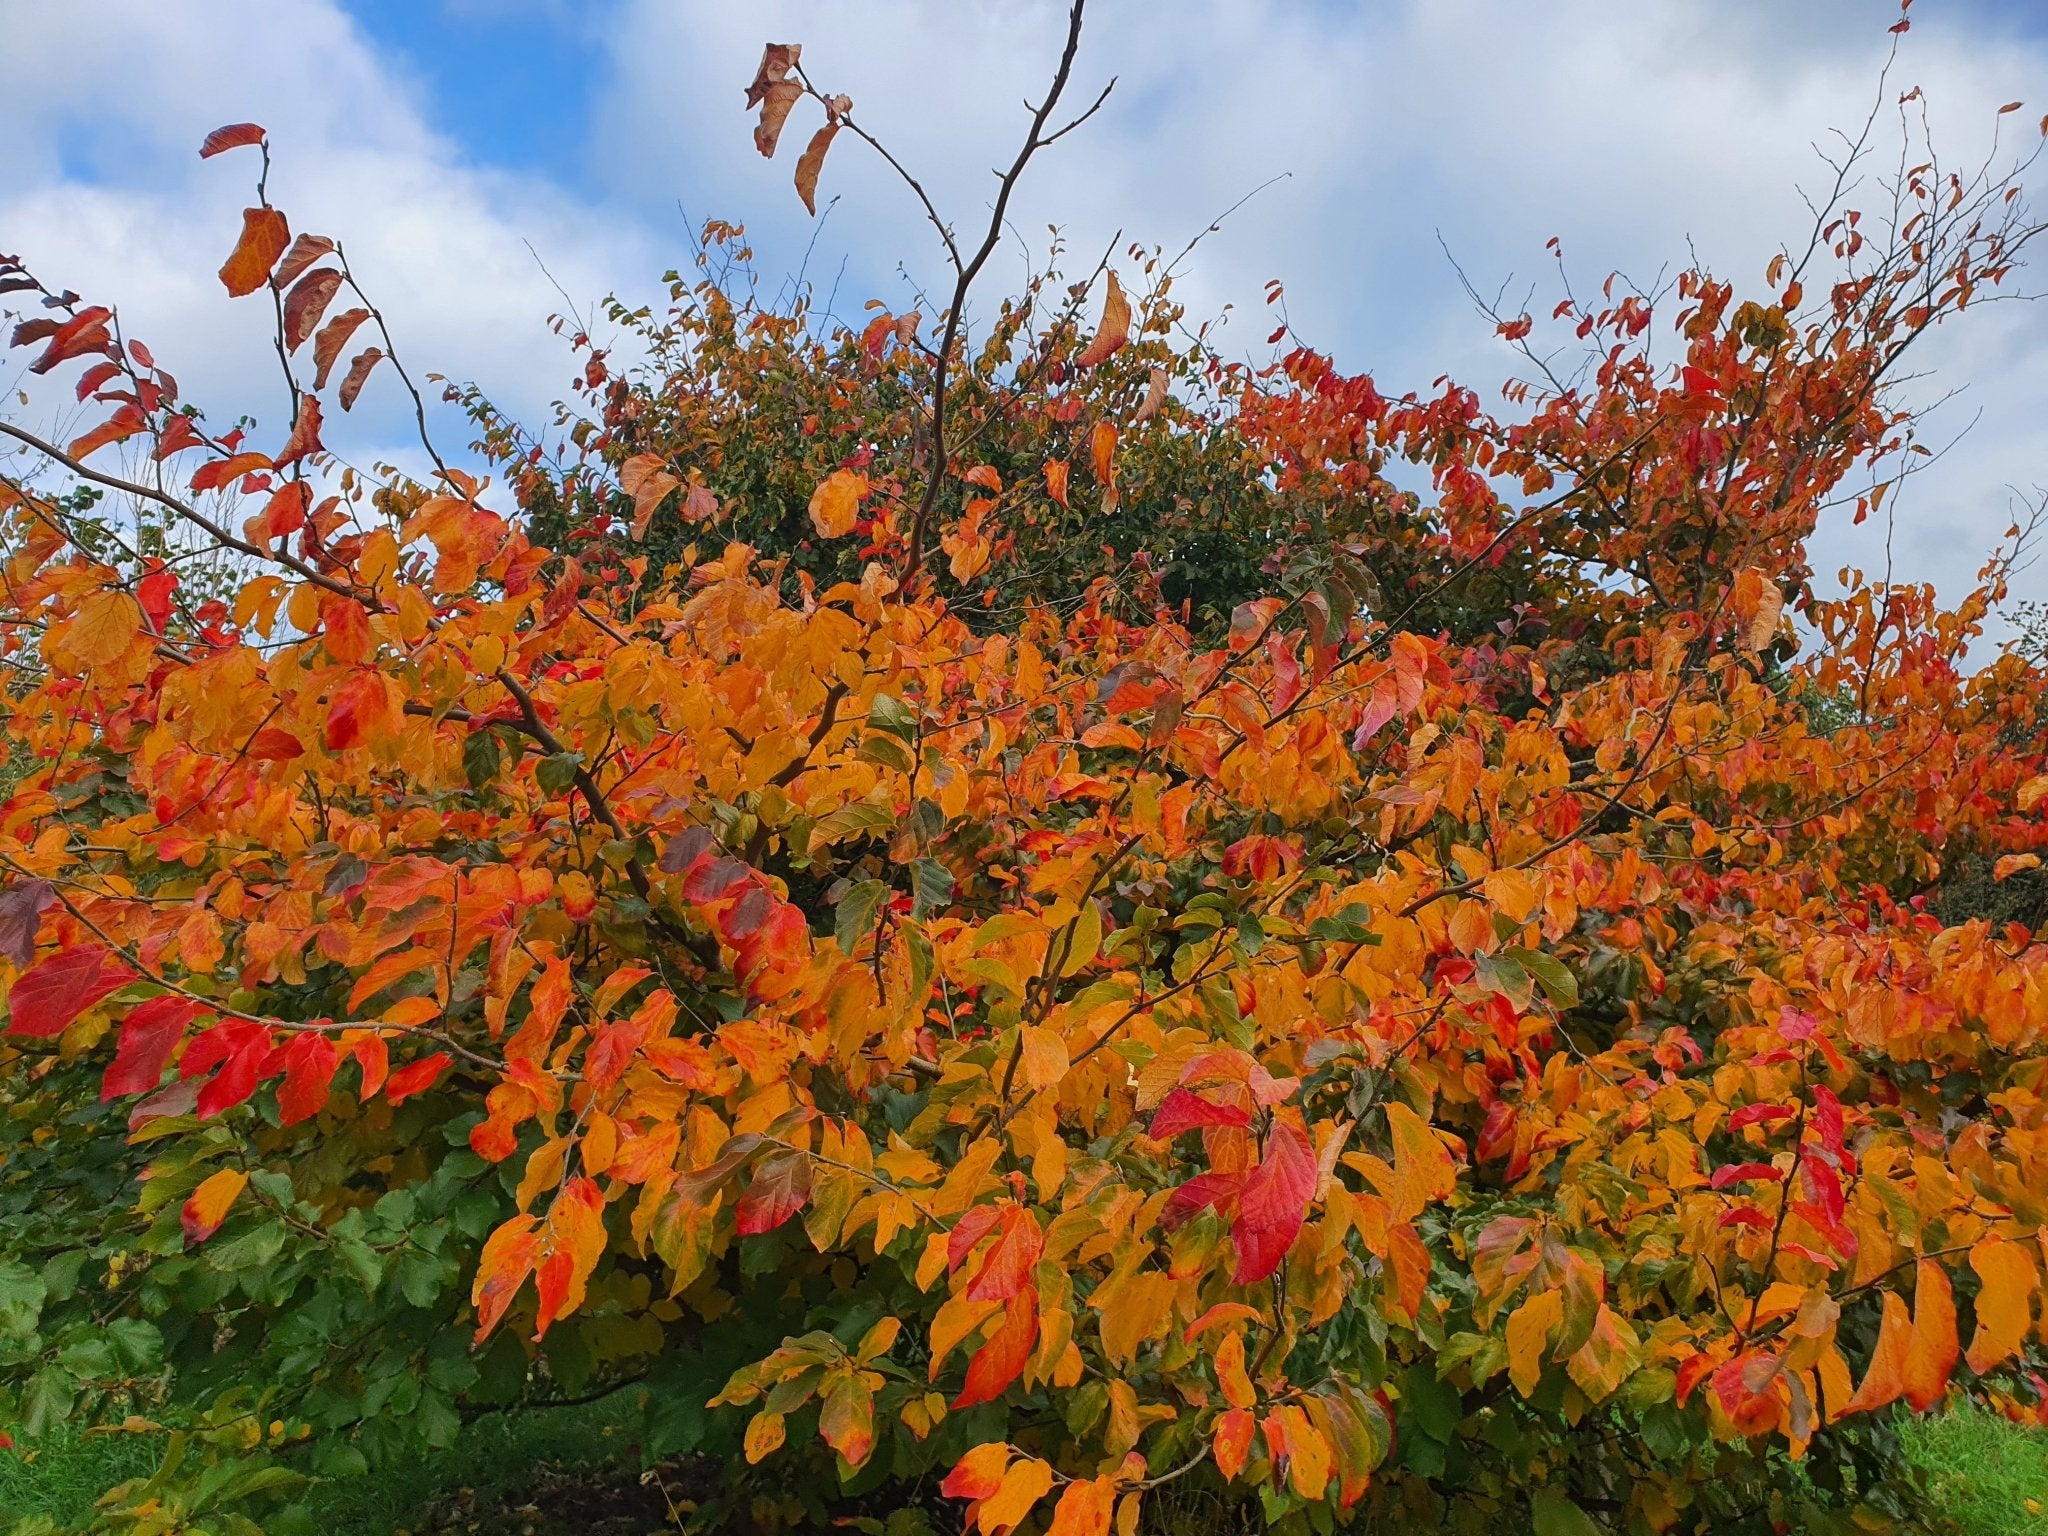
2 9 2047 1534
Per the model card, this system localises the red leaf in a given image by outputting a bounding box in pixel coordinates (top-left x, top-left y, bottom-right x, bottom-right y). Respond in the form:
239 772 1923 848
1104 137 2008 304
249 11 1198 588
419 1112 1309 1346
384 1050 449 1104
199 123 266 158
1728 1104 1794 1131
734 1149 811 1235
1160 1169 1245 1232
69 405 147 460
965 1208 1043 1303
181 1019 271 1118
5 946 130 1038
1149 1087 1253 1140
955 1289 1037 1408
137 567 178 633
100 996 200 1100
276 392 324 464
1230 1119 1316 1284
190 452 273 494
74 360 123 401
271 1031 339 1124
1710 1161 1781 1190
30 307 116 375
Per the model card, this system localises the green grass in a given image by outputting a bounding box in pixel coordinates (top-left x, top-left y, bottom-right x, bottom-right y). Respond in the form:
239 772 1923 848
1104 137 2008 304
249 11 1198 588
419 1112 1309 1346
3 1402 2045 1534
1899 1406 2048 1536
0 1397 645 1535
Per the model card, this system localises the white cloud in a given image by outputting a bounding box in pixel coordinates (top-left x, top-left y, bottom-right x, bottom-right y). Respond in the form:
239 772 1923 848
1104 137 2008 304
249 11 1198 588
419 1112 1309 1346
3 0 2043 636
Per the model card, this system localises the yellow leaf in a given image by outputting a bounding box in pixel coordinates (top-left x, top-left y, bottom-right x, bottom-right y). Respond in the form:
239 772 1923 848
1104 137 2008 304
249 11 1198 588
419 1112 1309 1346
57 590 144 671
977 1456 1053 1535
1506 1288 1562 1396
1383 1102 1457 1224
743 1409 786 1463
808 468 868 537
1019 1026 1068 1092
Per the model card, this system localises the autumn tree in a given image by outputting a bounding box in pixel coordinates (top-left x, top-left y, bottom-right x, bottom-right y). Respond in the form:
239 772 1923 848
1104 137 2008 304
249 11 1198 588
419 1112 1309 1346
3 6 2048 1534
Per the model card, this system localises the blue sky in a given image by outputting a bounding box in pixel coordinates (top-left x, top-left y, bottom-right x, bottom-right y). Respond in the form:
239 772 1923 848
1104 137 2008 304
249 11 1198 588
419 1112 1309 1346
4 0 2046 634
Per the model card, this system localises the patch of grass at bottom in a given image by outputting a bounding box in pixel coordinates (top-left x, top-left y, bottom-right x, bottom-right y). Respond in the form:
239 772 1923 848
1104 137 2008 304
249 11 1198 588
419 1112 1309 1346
1898 1406 2048 1536
0 1426 165 1530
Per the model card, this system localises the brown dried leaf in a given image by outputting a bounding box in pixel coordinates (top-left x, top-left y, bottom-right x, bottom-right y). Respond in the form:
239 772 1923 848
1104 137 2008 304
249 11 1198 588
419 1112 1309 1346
745 43 802 107
274 234 337 291
794 121 839 215
338 350 382 413
755 80 803 158
283 268 345 352
1076 271 1130 369
219 207 290 298
313 308 372 390
1133 366 1168 424
619 453 682 540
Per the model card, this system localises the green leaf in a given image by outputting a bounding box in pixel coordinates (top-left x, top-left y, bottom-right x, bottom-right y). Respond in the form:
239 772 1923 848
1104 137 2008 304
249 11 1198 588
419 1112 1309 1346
462 727 502 788
909 857 953 919
867 693 919 741
858 733 916 773
536 751 584 796
835 879 889 954
0 1260 43 1340
1506 946 1579 1008
1530 1485 1601 1536
905 922 934 1001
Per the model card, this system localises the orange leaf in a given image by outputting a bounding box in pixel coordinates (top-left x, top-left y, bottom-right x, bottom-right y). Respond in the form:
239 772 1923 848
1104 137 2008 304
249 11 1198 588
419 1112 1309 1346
1965 1236 2037 1374
1045 459 1070 507
219 206 290 297
199 123 266 158
1215 1329 1256 1409
1091 422 1118 512
181 1167 248 1244
939 1442 1011 1501
1903 1259 1958 1411
1843 1290 1912 1415
1046 1476 1116 1536
1212 1407 1255 1480
274 233 337 291
1077 271 1131 368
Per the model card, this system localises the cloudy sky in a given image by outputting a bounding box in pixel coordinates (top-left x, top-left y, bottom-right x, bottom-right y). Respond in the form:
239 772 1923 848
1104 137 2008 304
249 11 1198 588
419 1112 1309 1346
4 0 2045 635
